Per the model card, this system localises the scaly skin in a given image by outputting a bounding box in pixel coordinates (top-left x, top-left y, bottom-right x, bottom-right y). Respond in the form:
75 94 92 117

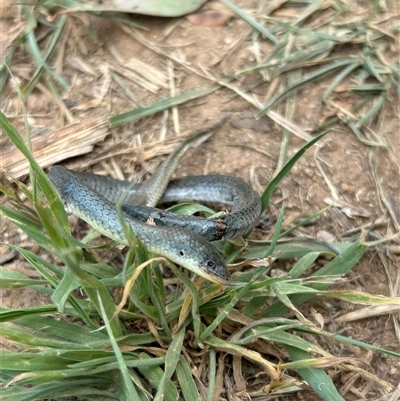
47 120 261 284
48 166 231 284
128 120 224 207
70 173 262 241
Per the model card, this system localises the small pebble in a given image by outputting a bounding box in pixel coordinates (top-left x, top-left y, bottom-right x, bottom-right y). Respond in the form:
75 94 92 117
304 168 314 178
340 183 351 193
317 230 335 242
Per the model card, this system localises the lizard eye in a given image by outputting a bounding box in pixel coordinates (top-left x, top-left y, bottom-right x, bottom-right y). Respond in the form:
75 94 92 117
206 260 216 270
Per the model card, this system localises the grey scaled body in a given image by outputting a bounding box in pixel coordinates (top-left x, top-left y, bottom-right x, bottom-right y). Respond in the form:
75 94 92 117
47 122 262 284
48 166 232 284
71 172 261 241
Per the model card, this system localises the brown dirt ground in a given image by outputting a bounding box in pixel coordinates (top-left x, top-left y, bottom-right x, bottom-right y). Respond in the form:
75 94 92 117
1 1 399 400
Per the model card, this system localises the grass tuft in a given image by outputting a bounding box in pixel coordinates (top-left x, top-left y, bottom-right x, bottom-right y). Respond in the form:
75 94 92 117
1 112 398 399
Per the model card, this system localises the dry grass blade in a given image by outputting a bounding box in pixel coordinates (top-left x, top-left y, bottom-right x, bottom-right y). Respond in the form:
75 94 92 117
115 23 196 74
81 124 220 171
378 383 400 401
378 250 400 343
334 304 400 323
107 45 169 93
125 57 169 90
65 54 98 76
198 69 316 143
110 64 162 94
274 71 298 175
292 0 335 27
370 154 400 232
204 336 279 380
1 116 109 178
314 145 339 200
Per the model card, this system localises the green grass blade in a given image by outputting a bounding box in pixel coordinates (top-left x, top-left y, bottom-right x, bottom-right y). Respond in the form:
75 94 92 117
285 346 346 401
263 204 284 257
63 253 124 337
169 265 201 339
219 0 278 44
323 62 360 99
3 244 94 326
137 358 180 401
144 264 171 337
176 356 201 401
319 331 400 359
199 264 268 341
206 348 217 401
287 252 321 279
0 204 52 252
356 93 386 128
258 59 356 115
259 329 330 356
260 131 329 210
261 240 367 318
23 12 69 95
279 206 331 238
0 379 117 401
154 324 186 401
0 111 69 229
0 305 57 322
52 266 79 311
110 84 220 127
97 292 140 400
313 240 367 278
0 33 26 92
